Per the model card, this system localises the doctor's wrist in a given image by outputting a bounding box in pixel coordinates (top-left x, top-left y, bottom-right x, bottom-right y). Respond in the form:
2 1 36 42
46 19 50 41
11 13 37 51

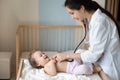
66 53 81 60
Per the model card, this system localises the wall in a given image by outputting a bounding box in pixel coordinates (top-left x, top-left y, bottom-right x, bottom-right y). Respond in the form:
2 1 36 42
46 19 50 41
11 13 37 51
39 0 105 25
16 0 39 23
0 0 17 51
39 0 76 25
0 0 39 75
0 0 39 53
94 0 105 8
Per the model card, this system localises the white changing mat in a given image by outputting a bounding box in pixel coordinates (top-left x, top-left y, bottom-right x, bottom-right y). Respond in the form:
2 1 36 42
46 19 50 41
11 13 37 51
19 59 102 80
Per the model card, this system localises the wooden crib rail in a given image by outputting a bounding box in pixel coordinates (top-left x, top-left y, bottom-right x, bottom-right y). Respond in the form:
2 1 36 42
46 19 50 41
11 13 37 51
16 24 84 76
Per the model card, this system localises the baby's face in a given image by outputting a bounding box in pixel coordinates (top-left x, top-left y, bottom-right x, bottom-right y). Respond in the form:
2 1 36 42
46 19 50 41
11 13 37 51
31 51 50 67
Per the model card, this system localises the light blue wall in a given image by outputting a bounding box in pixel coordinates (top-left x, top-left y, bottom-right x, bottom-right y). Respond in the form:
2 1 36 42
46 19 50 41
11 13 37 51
39 0 76 25
39 28 75 52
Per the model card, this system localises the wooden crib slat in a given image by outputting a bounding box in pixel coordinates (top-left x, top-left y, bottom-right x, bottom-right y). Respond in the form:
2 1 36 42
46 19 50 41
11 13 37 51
16 26 21 76
16 59 24 80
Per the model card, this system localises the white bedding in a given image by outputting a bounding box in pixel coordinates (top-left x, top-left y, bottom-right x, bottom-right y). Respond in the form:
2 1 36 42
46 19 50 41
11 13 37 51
19 59 102 80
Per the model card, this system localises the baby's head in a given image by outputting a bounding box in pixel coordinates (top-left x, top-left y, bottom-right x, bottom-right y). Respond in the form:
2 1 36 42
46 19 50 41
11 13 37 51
28 50 50 69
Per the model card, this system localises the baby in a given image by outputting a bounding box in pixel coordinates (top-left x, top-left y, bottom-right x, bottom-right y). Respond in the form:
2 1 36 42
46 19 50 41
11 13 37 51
28 50 101 76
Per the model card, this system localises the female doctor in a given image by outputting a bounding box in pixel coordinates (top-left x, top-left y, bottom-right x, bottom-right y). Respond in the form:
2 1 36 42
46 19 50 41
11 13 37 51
53 0 120 80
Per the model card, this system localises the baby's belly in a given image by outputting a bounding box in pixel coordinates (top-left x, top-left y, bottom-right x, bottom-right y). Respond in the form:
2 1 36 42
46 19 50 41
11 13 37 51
56 61 67 72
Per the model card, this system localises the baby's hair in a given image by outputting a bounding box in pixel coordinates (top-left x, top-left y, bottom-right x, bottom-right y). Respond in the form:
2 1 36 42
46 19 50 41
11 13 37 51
28 49 43 69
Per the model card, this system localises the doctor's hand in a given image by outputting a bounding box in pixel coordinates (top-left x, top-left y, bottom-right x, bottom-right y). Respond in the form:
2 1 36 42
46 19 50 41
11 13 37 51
52 53 68 62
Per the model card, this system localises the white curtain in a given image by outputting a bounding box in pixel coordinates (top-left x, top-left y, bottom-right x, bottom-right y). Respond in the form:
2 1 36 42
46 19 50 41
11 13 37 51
105 0 119 20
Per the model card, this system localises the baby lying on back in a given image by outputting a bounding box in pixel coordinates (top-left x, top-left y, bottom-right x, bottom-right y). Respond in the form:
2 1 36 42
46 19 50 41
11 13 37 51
28 50 101 76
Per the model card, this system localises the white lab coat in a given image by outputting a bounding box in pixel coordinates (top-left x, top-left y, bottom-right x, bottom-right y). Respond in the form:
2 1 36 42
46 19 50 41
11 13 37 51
79 9 120 80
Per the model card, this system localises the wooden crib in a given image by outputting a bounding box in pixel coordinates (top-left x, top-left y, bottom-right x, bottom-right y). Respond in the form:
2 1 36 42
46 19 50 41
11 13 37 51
16 24 110 80
16 24 85 76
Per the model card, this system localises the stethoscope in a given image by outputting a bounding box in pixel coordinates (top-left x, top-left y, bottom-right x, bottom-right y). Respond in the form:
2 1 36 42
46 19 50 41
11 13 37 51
66 19 88 62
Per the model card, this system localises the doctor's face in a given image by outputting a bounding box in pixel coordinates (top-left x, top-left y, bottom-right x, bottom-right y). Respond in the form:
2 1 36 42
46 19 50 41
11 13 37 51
66 7 84 22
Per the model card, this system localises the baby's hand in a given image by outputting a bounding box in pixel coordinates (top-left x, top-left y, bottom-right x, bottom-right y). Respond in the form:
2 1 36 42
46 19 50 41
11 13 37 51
45 58 57 69
52 53 68 62
50 57 57 63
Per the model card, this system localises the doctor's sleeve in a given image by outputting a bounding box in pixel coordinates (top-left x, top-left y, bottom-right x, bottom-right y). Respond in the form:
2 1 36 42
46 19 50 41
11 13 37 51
80 21 109 63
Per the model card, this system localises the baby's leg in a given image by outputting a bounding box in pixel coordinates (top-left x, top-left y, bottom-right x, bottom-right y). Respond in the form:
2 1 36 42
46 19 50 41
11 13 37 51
72 64 93 75
92 64 110 80
93 64 102 73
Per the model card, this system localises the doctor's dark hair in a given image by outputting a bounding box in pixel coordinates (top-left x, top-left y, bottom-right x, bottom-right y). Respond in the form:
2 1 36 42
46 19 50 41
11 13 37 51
64 0 120 38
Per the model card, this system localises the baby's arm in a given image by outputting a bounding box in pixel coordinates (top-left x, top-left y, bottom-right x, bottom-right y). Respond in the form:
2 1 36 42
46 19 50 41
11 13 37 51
44 59 57 76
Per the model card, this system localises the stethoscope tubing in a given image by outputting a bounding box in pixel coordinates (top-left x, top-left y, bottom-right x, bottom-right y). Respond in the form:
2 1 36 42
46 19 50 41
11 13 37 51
66 22 87 62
